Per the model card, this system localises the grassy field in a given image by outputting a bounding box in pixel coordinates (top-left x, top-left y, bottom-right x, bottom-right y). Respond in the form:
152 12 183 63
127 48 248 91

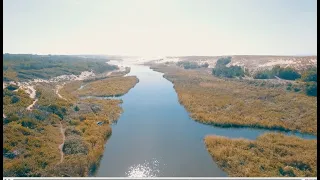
151 64 317 135
3 70 138 176
77 76 139 97
205 133 317 177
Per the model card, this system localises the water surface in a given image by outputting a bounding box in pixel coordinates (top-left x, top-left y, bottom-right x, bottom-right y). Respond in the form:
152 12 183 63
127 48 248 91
95 65 316 177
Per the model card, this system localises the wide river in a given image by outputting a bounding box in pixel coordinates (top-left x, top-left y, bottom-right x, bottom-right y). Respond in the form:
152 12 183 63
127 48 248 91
95 64 316 177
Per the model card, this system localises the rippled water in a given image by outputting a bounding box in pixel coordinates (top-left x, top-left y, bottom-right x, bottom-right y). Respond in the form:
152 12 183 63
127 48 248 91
95 64 316 177
125 158 162 177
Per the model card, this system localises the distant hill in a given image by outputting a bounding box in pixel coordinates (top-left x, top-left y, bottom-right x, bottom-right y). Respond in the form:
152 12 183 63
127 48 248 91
3 54 118 82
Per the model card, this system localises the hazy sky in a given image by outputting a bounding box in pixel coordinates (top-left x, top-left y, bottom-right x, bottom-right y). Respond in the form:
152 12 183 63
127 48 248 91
3 0 317 56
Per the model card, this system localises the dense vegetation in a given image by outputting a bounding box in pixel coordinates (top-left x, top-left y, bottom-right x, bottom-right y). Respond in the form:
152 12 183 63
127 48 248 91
3 83 68 176
300 67 317 82
3 86 34 117
252 66 317 96
3 54 118 82
253 65 301 80
212 57 245 78
205 133 317 177
3 68 138 176
176 61 209 69
300 67 317 96
151 65 317 135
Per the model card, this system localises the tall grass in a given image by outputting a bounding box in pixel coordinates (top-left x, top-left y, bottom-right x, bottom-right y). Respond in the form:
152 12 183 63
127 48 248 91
151 64 317 135
3 73 138 176
205 133 317 177
77 76 139 97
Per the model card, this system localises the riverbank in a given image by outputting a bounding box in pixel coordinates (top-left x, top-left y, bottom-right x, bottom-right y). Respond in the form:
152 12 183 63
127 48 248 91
205 133 317 177
149 64 317 177
3 68 138 176
150 64 317 135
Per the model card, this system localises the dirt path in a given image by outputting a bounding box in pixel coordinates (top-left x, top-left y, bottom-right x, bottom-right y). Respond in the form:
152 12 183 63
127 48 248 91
55 83 67 100
26 99 38 111
20 85 38 111
58 121 65 164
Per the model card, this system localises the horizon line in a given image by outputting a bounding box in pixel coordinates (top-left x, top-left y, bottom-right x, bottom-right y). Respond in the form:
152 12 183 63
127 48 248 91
3 53 317 57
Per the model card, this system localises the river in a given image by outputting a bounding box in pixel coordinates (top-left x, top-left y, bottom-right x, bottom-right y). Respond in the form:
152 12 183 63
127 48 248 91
95 64 316 177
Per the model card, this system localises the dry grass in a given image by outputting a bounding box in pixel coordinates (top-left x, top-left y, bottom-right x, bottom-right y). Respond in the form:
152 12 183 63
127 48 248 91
59 81 83 103
3 114 62 176
205 133 317 177
3 88 34 115
151 65 317 135
3 74 138 176
77 76 138 97
63 98 122 176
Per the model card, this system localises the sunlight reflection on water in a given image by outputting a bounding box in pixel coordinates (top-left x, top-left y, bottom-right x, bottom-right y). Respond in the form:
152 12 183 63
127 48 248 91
125 158 162 177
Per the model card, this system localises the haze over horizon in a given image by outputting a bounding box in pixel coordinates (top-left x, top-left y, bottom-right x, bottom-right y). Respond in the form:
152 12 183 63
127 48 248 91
3 0 317 57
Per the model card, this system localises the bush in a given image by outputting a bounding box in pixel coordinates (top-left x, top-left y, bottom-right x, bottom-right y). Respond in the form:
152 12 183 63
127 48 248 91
11 96 20 104
63 136 88 155
3 161 32 177
21 118 37 129
4 114 19 124
7 84 19 91
212 57 244 78
305 82 317 96
293 87 301 92
254 66 301 80
177 61 201 69
216 57 231 67
301 68 317 82
46 104 67 119
3 89 14 97
278 67 301 80
74 106 80 111
32 110 46 121
253 71 273 79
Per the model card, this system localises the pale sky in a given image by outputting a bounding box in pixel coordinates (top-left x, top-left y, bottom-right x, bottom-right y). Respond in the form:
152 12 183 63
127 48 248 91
3 0 317 56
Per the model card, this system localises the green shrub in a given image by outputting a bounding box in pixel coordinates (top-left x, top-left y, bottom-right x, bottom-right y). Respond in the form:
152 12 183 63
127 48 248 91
20 118 37 129
216 57 231 66
301 68 317 82
74 106 80 111
177 61 201 69
46 104 67 119
7 84 19 91
4 114 19 124
305 82 317 96
212 57 244 78
293 87 301 92
11 96 20 104
254 66 301 80
253 71 273 79
278 67 301 80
